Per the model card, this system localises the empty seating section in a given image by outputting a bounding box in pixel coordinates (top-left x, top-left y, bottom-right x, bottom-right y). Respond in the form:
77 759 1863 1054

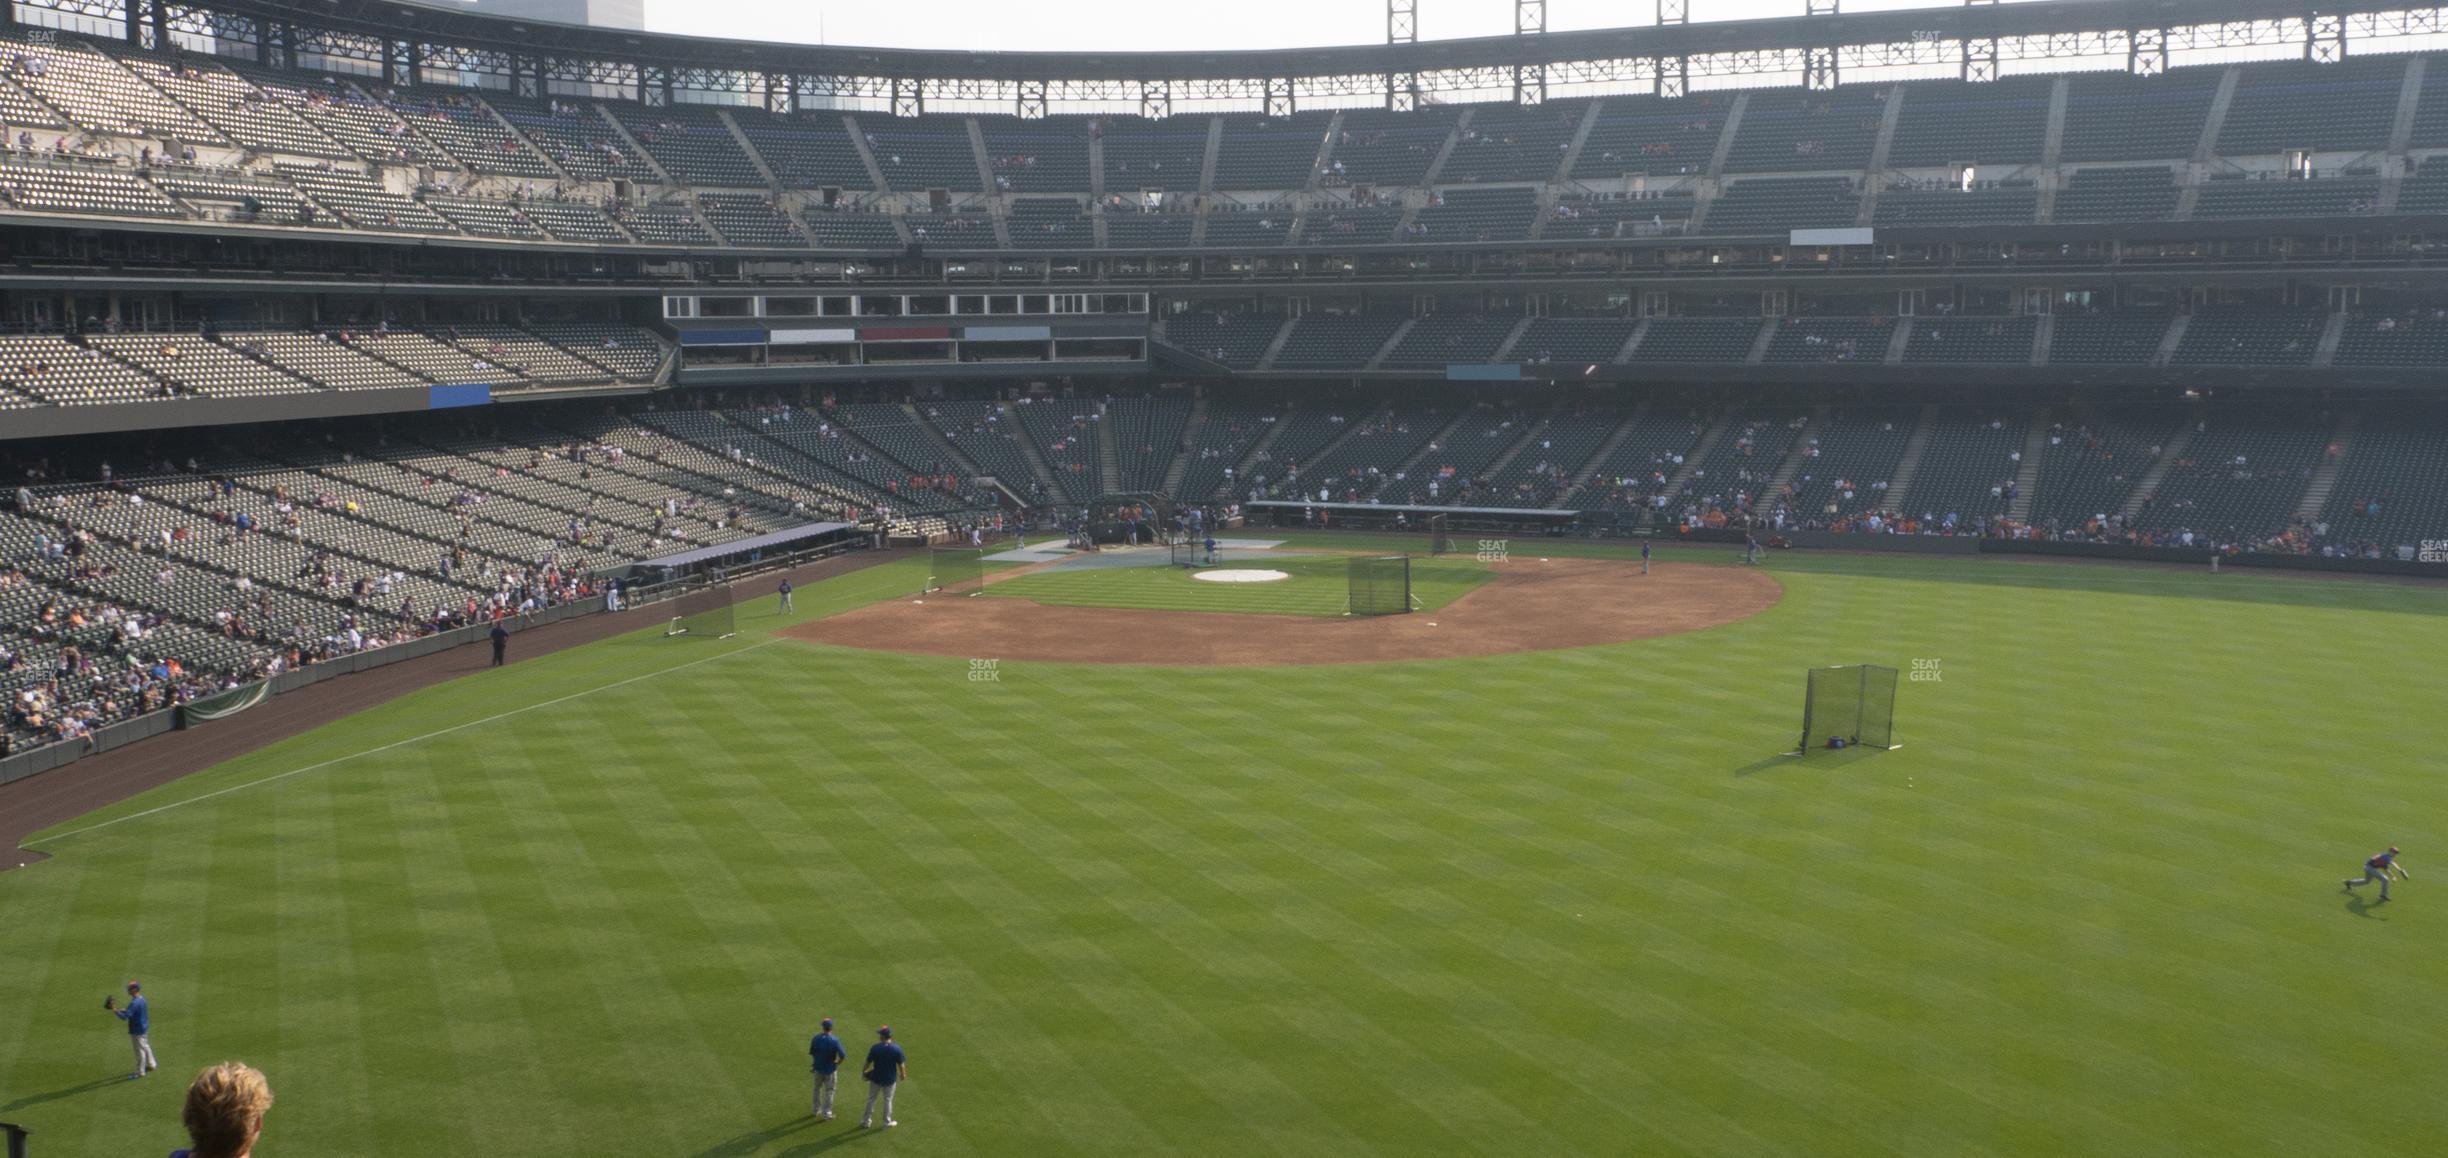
8 37 221 144
1765 317 1892 364
1160 316 1283 368
442 325 614 384
1781 408 1916 525
865 120 981 191
2054 167 2179 223
0 159 182 217
520 323 663 380
378 92 555 178
979 116 1091 193
1543 193 1694 239
2192 175 2378 220
612 201 714 245
1572 94 1724 180
2030 410 2183 527
1007 199 1091 249
616 106 763 187
1104 211 1194 248
735 111 872 188
88 333 315 399
0 334 165 404
2049 312 2173 364
1380 412 1526 504
1872 185 2037 227
1216 113 1328 189
280 167 457 233
121 57 345 157
1901 413 2026 526
1885 78 2052 167
922 402 1042 495
1481 411 1610 508
696 193 806 246
2137 409 2324 537
1703 177 1858 233
1272 316 1404 370
1292 410 1440 502
1412 187 1538 243
519 200 629 244
1243 410 1356 497
2332 311 2448 367
1104 399 1190 492
1382 315 1518 368
1100 117 1205 189
2059 69 2220 162
0 76 62 128
2396 155 2448 213
1329 108 1456 187
1630 318 1762 363
1440 104 1580 184
1906 316 2035 363
825 403 970 486
2171 307 2326 365
1516 318 1636 365
2216 60 2402 155
901 210 996 249
1301 203 1400 245
488 96 657 183
356 331 511 384
702 410 969 513
1011 400 1102 501
228 331 425 391
263 80 453 169
1179 407 1270 500
799 207 901 249
1723 88 1886 173
2317 410 2448 552
1200 209 1293 247
150 171 316 223
430 196 548 240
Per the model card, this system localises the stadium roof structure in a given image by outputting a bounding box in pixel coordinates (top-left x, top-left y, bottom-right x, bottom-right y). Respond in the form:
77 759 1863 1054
62 0 2448 114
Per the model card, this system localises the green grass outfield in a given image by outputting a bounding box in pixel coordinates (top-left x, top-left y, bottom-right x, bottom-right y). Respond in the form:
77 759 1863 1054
982 553 1492 617
4 547 2447 1156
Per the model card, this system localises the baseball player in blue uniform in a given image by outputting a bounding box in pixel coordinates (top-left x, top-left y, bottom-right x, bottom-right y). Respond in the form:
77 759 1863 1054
2344 846 2409 901
808 1017 846 1119
106 981 155 1078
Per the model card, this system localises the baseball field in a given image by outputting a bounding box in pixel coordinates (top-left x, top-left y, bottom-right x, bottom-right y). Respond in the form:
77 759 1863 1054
2 535 2445 1156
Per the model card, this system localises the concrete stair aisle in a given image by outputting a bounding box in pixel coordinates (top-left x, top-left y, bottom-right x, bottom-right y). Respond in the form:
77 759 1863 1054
1880 404 1942 515
1418 108 1472 187
1556 403 1650 507
1390 411 1476 484
996 400 1067 500
1480 414 1554 483
1365 319 1418 371
717 108 783 189
1756 408 1829 524
1490 317 1536 362
1223 411 1293 500
2294 410 2361 523
2008 407 2052 522
844 113 894 194
2312 312 2348 368
1746 318 1779 365
2150 315 2190 368
2120 416 2200 518
1657 411 1734 500
1094 402 1123 493
1160 398 1209 497
1254 318 1298 371
596 106 676 184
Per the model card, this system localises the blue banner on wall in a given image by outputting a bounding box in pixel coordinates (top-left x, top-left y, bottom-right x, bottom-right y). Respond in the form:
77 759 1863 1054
428 384 493 409
1445 364 1526 381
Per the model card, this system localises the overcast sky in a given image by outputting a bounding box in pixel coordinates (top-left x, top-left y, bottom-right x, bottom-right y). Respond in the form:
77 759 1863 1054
642 0 2019 53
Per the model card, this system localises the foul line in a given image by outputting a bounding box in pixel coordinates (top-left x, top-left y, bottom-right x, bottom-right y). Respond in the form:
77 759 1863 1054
28 639 783 848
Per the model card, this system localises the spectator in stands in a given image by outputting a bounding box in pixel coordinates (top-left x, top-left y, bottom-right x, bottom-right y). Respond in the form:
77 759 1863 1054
172 1061 273 1158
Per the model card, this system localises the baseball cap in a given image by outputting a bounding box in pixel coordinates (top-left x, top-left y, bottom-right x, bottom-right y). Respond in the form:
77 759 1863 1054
126 981 140 992
820 1018 833 1030
877 1025 892 1039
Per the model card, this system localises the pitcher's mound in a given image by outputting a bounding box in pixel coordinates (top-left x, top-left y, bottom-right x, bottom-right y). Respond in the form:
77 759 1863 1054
783 560 1779 666
1194 569 1290 583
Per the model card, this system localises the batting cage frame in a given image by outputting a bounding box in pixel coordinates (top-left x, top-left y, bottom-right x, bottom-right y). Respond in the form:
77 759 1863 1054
1346 554 1415 616
664 581 738 639
1170 540 1209 568
1427 513 1456 557
923 546 987 595
1794 664 1900 754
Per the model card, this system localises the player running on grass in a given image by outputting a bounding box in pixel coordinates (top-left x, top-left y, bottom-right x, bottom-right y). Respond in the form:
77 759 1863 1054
2344 846 2409 901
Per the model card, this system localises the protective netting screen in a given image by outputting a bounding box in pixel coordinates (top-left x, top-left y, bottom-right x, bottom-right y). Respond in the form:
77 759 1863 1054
667 583 736 639
1347 555 1412 616
925 547 987 594
1428 514 1455 557
1799 665 1898 752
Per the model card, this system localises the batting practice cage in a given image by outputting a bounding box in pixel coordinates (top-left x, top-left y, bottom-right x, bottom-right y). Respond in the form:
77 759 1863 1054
1795 664 1900 753
923 546 987 594
1347 555 1414 616
1427 514 1456 557
665 581 738 639
1170 540 1208 568
1090 493 1174 545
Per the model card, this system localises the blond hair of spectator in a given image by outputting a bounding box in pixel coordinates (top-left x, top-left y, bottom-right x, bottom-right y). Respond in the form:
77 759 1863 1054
181 1061 273 1158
